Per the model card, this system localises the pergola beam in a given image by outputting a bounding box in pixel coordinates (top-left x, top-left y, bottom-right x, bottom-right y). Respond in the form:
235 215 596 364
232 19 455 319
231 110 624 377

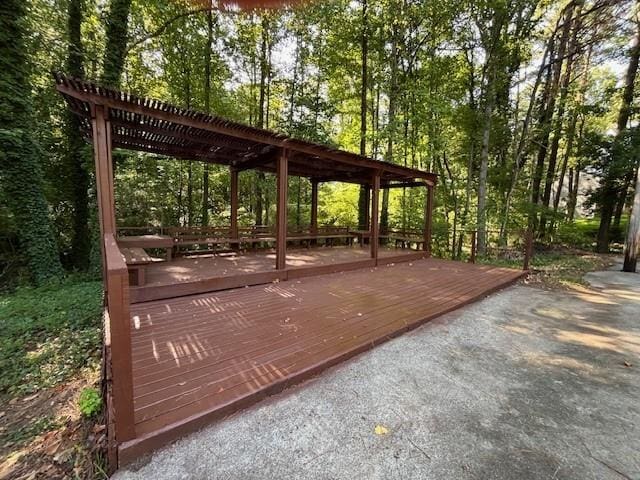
55 79 437 184
111 119 254 152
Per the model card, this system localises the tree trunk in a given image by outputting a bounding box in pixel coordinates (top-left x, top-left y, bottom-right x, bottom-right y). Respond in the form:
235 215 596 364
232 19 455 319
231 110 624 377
65 0 91 270
623 163 640 272
597 20 640 252
357 0 369 229
100 0 132 87
476 72 494 256
540 6 580 236
532 6 572 233
552 43 592 228
0 0 64 283
381 18 399 236
255 16 270 226
202 8 213 226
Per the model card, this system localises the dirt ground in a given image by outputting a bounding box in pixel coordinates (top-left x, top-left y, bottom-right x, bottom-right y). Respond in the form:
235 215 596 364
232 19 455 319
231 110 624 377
114 263 640 480
0 374 105 480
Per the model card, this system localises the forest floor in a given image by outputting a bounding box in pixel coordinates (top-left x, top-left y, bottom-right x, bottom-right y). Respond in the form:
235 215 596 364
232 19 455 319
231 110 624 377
114 259 639 480
0 277 107 479
0 249 622 479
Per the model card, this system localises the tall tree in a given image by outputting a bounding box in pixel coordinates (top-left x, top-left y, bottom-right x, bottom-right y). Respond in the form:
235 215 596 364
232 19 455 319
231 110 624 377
101 0 132 87
597 15 640 252
357 0 369 229
64 0 91 270
0 0 64 283
202 8 214 226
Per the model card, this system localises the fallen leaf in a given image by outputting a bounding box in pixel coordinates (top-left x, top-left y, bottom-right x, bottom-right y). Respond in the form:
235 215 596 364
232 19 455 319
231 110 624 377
374 424 389 436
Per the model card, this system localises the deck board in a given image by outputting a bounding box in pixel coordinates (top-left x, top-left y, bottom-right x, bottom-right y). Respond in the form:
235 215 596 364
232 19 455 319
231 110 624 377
122 258 525 462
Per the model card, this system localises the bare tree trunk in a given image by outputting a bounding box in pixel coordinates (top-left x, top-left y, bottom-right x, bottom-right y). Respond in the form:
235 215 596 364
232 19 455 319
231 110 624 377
381 18 399 236
540 6 580 236
476 77 494 255
598 18 640 252
552 44 592 228
358 0 369 229
202 8 213 226
623 163 640 272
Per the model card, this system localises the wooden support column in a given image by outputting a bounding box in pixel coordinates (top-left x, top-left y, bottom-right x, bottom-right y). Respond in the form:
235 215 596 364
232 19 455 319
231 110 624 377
424 184 434 256
371 172 380 260
276 149 288 270
91 105 116 289
92 105 136 443
364 185 371 230
230 167 239 242
91 104 116 238
310 179 319 235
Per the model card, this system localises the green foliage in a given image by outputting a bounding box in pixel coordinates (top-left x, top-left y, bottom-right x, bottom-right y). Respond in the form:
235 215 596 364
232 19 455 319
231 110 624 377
0 276 103 396
0 0 636 279
0 0 64 284
78 387 103 417
481 251 612 288
2 415 62 447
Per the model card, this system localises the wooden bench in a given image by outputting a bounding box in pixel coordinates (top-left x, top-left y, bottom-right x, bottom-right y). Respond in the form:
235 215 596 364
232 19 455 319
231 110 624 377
117 234 174 261
120 247 154 286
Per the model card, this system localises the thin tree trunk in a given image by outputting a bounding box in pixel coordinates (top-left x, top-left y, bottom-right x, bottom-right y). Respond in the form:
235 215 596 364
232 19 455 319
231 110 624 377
202 8 213 226
552 43 592 228
532 6 572 233
358 0 369 229
540 6 580 235
381 18 399 236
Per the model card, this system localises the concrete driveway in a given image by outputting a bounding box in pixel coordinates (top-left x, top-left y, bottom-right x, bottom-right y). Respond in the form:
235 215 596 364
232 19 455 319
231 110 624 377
114 267 640 480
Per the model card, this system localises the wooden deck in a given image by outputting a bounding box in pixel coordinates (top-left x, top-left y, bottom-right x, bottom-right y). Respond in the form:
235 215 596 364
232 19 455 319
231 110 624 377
119 258 526 463
130 246 421 303
143 246 408 286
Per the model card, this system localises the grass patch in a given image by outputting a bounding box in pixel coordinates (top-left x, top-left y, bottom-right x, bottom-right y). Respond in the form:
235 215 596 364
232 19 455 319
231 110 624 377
0 276 103 397
480 250 614 289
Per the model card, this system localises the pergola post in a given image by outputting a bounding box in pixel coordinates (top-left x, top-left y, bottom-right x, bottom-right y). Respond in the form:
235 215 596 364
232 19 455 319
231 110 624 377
310 179 319 236
364 185 371 230
371 172 380 260
424 184 434 256
91 104 136 443
276 149 288 270
230 167 239 245
91 105 116 285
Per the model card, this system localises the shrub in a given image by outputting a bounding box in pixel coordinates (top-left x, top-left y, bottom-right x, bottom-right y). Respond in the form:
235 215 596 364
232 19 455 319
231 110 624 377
78 387 102 418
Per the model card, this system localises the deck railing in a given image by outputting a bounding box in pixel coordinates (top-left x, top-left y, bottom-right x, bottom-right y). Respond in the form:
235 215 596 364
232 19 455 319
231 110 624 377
103 233 135 442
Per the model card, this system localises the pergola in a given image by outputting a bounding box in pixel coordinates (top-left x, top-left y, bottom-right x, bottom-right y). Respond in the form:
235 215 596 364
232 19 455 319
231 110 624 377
55 73 444 465
54 73 437 274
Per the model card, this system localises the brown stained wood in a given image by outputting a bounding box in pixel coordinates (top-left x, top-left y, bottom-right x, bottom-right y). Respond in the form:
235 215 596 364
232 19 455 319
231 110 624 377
424 185 434 255
230 168 239 240
276 149 288 270
104 234 136 442
92 105 115 237
118 258 525 465
370 173 380 259
310 180 318 236
54 76 437 185
130 270 286 303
